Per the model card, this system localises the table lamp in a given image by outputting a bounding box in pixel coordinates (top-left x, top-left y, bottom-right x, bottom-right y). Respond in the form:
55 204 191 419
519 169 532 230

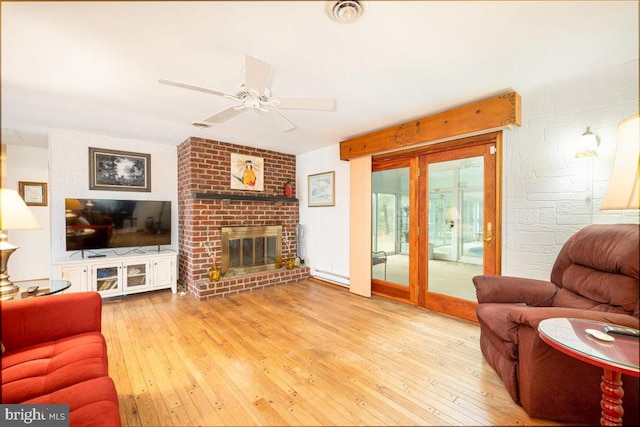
0 188 42 294
601 114 640 210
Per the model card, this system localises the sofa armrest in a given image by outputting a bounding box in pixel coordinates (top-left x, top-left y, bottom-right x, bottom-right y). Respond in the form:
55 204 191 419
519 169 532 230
1 292 102 352
473 275 558 306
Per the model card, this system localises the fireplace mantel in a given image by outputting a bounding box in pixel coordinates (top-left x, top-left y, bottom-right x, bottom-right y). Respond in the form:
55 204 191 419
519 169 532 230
192 193 298 203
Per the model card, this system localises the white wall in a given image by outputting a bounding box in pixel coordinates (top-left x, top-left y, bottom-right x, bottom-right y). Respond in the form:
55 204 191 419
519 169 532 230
502 59 639 279
297 144 350 286
298 59 639 286
5 144 51 281
49 129 178 265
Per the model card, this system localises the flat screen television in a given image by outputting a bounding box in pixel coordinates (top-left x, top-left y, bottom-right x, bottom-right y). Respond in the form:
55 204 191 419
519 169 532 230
65 198 171 251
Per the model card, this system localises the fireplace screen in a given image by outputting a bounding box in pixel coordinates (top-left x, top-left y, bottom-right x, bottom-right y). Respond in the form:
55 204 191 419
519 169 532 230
221 225 282 276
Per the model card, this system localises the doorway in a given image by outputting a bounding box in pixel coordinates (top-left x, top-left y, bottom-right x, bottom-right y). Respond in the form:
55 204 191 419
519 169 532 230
372 133 501 321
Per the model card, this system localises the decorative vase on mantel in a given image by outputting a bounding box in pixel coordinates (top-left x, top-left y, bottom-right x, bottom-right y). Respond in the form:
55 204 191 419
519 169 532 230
275 255 283 269
208 260 221 282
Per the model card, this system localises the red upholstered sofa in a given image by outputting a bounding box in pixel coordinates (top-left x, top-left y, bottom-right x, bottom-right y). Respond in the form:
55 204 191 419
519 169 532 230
473 224 639 425
1 292 121 426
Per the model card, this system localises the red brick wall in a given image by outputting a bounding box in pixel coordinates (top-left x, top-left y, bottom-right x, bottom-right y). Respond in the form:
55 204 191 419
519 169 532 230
177 137 306 298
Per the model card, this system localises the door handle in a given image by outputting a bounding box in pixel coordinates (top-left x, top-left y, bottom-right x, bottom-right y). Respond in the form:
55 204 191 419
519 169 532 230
483 222 493 245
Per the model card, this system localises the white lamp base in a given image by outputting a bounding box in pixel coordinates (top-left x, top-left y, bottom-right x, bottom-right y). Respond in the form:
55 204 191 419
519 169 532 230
0 233 19 294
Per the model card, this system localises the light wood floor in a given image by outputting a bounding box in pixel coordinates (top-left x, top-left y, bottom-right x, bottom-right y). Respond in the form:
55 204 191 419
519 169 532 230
101 280 566 426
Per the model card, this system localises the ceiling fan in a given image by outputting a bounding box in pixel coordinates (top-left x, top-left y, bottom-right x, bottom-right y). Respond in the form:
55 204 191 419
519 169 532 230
159 55 336 132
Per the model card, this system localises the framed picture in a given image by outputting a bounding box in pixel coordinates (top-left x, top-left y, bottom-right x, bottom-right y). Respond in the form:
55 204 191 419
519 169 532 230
308 171 335 207
89 147 151 192
18 181 48 206
230 153 264 191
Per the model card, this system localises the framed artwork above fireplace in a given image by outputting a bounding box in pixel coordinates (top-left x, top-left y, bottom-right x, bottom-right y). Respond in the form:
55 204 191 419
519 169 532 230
230 153 264 191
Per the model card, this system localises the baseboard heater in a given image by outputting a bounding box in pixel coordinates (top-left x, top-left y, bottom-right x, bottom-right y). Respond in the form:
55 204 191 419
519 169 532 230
313 269 349 288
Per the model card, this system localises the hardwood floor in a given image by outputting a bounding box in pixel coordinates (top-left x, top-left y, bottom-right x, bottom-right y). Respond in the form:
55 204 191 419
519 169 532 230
101 280 566 426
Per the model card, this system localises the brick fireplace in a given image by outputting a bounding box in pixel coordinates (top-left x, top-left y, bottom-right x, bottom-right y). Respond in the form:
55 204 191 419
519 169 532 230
177 137 310 300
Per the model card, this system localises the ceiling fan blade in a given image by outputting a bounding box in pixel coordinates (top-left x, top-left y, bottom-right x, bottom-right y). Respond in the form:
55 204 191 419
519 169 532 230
244 55 272 95
204 106 245 123
158 79 230 98
270 97 336 111
261 108 296 132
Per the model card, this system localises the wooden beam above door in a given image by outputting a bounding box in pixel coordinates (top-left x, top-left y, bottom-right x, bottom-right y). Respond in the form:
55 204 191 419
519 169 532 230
340 91 520 160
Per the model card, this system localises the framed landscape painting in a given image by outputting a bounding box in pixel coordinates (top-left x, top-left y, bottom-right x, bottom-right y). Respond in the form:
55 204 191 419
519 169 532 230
308 171 335 207
89 147 151 192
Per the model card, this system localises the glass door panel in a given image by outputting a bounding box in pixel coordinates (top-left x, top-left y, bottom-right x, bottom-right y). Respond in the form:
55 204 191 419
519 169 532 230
372 166 410 289
427 157 483 302
124 262 149 291
93 263 122 297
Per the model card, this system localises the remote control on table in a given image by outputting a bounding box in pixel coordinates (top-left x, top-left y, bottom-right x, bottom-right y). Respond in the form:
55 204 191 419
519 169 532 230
604 325 640 337
26 285 39 293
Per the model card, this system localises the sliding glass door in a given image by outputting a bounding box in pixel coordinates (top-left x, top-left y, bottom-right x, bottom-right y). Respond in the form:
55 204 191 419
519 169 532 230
371 133 501 320
371 159 414 302
426 156 484 302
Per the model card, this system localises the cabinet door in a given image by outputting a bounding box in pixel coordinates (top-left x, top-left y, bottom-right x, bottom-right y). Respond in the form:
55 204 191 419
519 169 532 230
57 265 89 293
92 263 123 297
123 261 152 293
153 256 175 289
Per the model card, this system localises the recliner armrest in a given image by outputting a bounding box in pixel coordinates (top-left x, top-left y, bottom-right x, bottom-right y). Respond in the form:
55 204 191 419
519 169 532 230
1 292 102 352
506 306 640 331
473 275 558 305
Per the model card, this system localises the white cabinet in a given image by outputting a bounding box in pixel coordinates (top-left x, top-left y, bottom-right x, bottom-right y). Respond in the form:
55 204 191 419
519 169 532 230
152 255 175 289
54 252 177 298
58 264 90 293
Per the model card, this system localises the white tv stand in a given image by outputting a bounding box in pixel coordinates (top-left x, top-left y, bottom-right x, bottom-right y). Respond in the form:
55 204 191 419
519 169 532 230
53 251 177 297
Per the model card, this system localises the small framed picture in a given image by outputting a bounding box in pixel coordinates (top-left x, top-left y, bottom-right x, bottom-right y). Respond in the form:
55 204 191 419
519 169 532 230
308 171 335 207
18 181 48 206
89 147 151 192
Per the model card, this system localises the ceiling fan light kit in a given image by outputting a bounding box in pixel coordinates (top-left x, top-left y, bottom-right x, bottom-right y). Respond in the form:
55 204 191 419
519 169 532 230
159 55 335 132
325 0 367 24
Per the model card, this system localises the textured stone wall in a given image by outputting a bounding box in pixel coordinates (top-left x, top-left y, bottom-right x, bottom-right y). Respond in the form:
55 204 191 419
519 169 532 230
502 59 639 279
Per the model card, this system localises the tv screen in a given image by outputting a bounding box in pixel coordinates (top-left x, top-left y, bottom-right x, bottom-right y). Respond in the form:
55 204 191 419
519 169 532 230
65 198 171 251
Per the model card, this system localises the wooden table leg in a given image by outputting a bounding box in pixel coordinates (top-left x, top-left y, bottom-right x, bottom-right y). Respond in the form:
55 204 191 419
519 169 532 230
600 369 624 426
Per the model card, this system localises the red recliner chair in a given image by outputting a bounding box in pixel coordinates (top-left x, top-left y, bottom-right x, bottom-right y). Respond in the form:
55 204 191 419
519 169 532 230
473 224 639 425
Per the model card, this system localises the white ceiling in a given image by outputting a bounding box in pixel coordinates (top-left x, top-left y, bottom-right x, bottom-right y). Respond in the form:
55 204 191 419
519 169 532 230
2 1 638 155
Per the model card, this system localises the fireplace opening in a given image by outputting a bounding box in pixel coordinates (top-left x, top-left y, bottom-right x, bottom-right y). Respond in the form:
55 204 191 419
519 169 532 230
221 225 282 276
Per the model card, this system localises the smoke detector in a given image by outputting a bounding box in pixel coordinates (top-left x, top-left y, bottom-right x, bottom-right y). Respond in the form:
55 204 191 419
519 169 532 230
325 0 367 24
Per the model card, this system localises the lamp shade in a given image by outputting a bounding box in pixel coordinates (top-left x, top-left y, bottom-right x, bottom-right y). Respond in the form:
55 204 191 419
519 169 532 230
601 114 640 210
0 188 41 230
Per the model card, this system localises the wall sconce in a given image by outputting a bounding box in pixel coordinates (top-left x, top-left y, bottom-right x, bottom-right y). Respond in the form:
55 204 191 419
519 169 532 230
601 114 640 210
575 126 600 158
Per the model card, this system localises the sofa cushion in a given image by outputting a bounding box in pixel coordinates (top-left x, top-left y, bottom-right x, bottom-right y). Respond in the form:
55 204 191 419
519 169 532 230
1 332 108 403
25 376 121 427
